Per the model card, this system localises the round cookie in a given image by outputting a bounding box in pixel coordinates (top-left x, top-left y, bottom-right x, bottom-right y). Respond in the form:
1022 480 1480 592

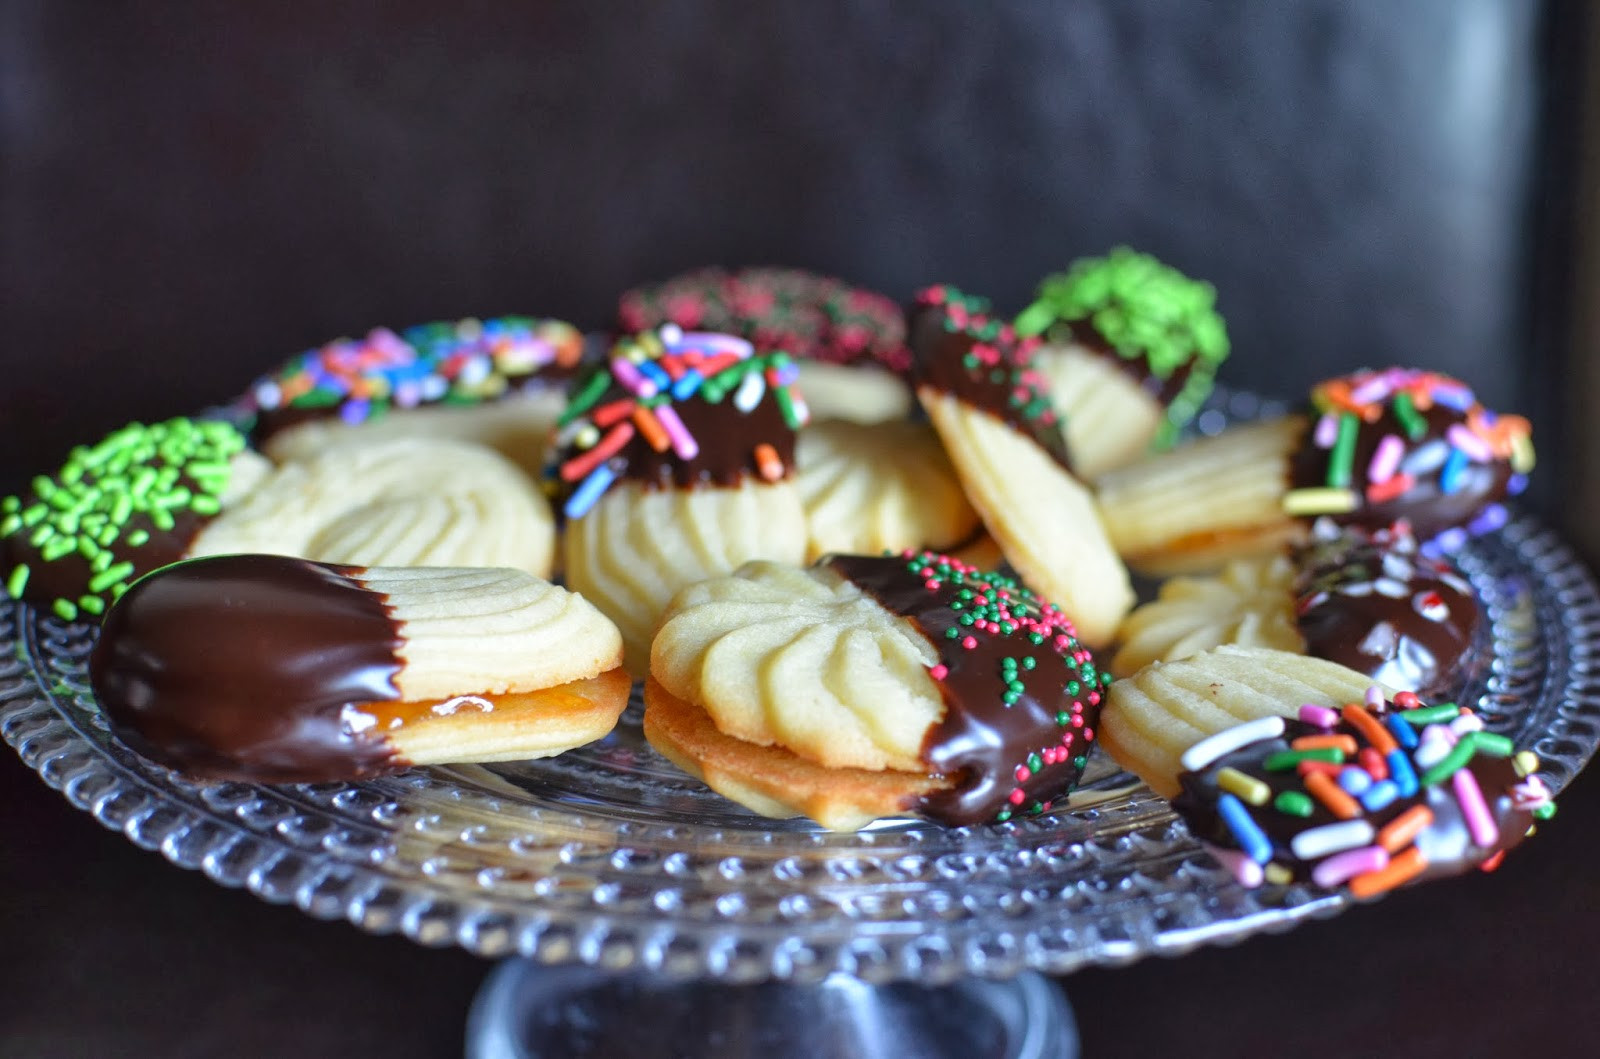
90 554 628 783
1015 247 1231 477
647 551 1112 829
188 436 557 578
1113 554 1302 677
1109 650 1557 896
618 267 913 424
793 419 979 561
1095 367 1534 574
243 315 585 476
1 418 271 622
551 326 810 673
911 285 1134 647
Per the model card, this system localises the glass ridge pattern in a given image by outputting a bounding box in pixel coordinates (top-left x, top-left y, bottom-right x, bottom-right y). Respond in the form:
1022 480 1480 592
4 390 1599 984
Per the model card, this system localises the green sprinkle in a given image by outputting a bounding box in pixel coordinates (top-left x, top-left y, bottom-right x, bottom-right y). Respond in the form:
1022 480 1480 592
1534 802 1557 820
52 599 78 622
1022 657 1036 670
1055 711 1071 725
88 562 135 594
6 565 29 598
1399 703 1460 725
1326 413 1360 488
127 529 150 547
1418 740 1478 786
773 385 804 431
77 595 105 616
1264 747 1345 771
0 514 19 536
1 496 18 513
190 495 221 516
1027 753 1043 773
556 368 614 427
1467 731 1515 758
1274 791 1314 817
21 504 46 526
1393 391 1427 441
151 508 175 532
40 537 74 562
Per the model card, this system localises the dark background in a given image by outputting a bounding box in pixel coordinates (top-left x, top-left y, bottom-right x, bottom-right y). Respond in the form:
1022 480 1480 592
4 1 1600 1055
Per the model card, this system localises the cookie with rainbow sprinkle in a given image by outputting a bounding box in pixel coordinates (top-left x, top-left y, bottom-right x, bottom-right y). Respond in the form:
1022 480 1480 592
644 551 1113 830
243 315 585 475
550 326 810 673
1095 367 1534 575
1101 646 1553 896
1 418 271 622
1113 519 1481 700
911 285 1134 647
617 266 914 424
1014 247 1231 478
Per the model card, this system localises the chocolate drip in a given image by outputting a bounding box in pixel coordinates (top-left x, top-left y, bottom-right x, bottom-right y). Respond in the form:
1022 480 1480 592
824 554 1103 827
1287 402 1514 539
1061 319 1194 407
89 554 406 783
1174 716 1537 888
1293 532 1479 698
908 305 1074 472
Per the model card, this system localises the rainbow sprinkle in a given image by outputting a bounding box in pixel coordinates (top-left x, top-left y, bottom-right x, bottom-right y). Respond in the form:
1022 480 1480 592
551 326 810 519
245 315 583 429
1175 686 1555 898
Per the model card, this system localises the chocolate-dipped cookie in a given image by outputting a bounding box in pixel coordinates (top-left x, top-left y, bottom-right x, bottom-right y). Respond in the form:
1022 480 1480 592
618 266 914 424
551 326 810 673
645 551 1112 830
90 554 629 783
1170 684 1554 897
911 285 1133 647
1 418 270 622
1015 246 1232 476
1096 367 1534 574
243 315 585 476
1114 520 1481 699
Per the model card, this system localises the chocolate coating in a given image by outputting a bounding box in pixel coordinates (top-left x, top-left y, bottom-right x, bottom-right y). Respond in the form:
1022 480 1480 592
4 505 203 617
909 299 1073 472
824 553 1107 826
1293 529 1480 698
1062 319 1194 407
1175 714 1540 889
1288 401 1515 540
89 554 406 783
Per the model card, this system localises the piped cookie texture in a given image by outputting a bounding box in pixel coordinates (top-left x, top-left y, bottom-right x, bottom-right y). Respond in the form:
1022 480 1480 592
1096 367 1534 574
1169 684 1554 896
0 418 270 622
617 266 913 424
1015 247 1231 474
551 327 810 673
242 315 586 474
89 554 628 784
910 285 1134 647
645 551 1112 830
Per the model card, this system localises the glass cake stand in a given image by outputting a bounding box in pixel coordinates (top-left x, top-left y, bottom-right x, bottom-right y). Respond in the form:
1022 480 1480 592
5 394 1600 1058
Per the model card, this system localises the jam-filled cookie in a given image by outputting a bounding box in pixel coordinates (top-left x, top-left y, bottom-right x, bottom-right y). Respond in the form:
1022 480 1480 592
189 435 556 577
911 285 1134 647
793 419 979 561
551 327 810 673
1102 646 1555 895
1095 367 1533 574
1 418 271 622
243 315 585 476
618 266 913 424
1113 520 1480 699
645 551 1112 830
90 554 628 783
1015 247 1231 477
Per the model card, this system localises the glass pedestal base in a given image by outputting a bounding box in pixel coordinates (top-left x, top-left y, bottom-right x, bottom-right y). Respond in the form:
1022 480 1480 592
465 960 1078 1059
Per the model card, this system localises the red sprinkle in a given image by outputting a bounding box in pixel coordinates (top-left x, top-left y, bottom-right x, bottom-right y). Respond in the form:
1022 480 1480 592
929 664 948 681
1359 746 1388 780
1008 788 1026 806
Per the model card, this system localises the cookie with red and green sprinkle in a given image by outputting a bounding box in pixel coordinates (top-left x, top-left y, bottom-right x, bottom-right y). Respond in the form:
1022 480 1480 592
1 418 271 622
619 267 914 423
910 285 1134 647
644 550 1112 830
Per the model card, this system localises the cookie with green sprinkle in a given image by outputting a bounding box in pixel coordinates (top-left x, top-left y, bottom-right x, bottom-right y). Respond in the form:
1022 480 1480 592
1015 247 1231 476
1 418 270 621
